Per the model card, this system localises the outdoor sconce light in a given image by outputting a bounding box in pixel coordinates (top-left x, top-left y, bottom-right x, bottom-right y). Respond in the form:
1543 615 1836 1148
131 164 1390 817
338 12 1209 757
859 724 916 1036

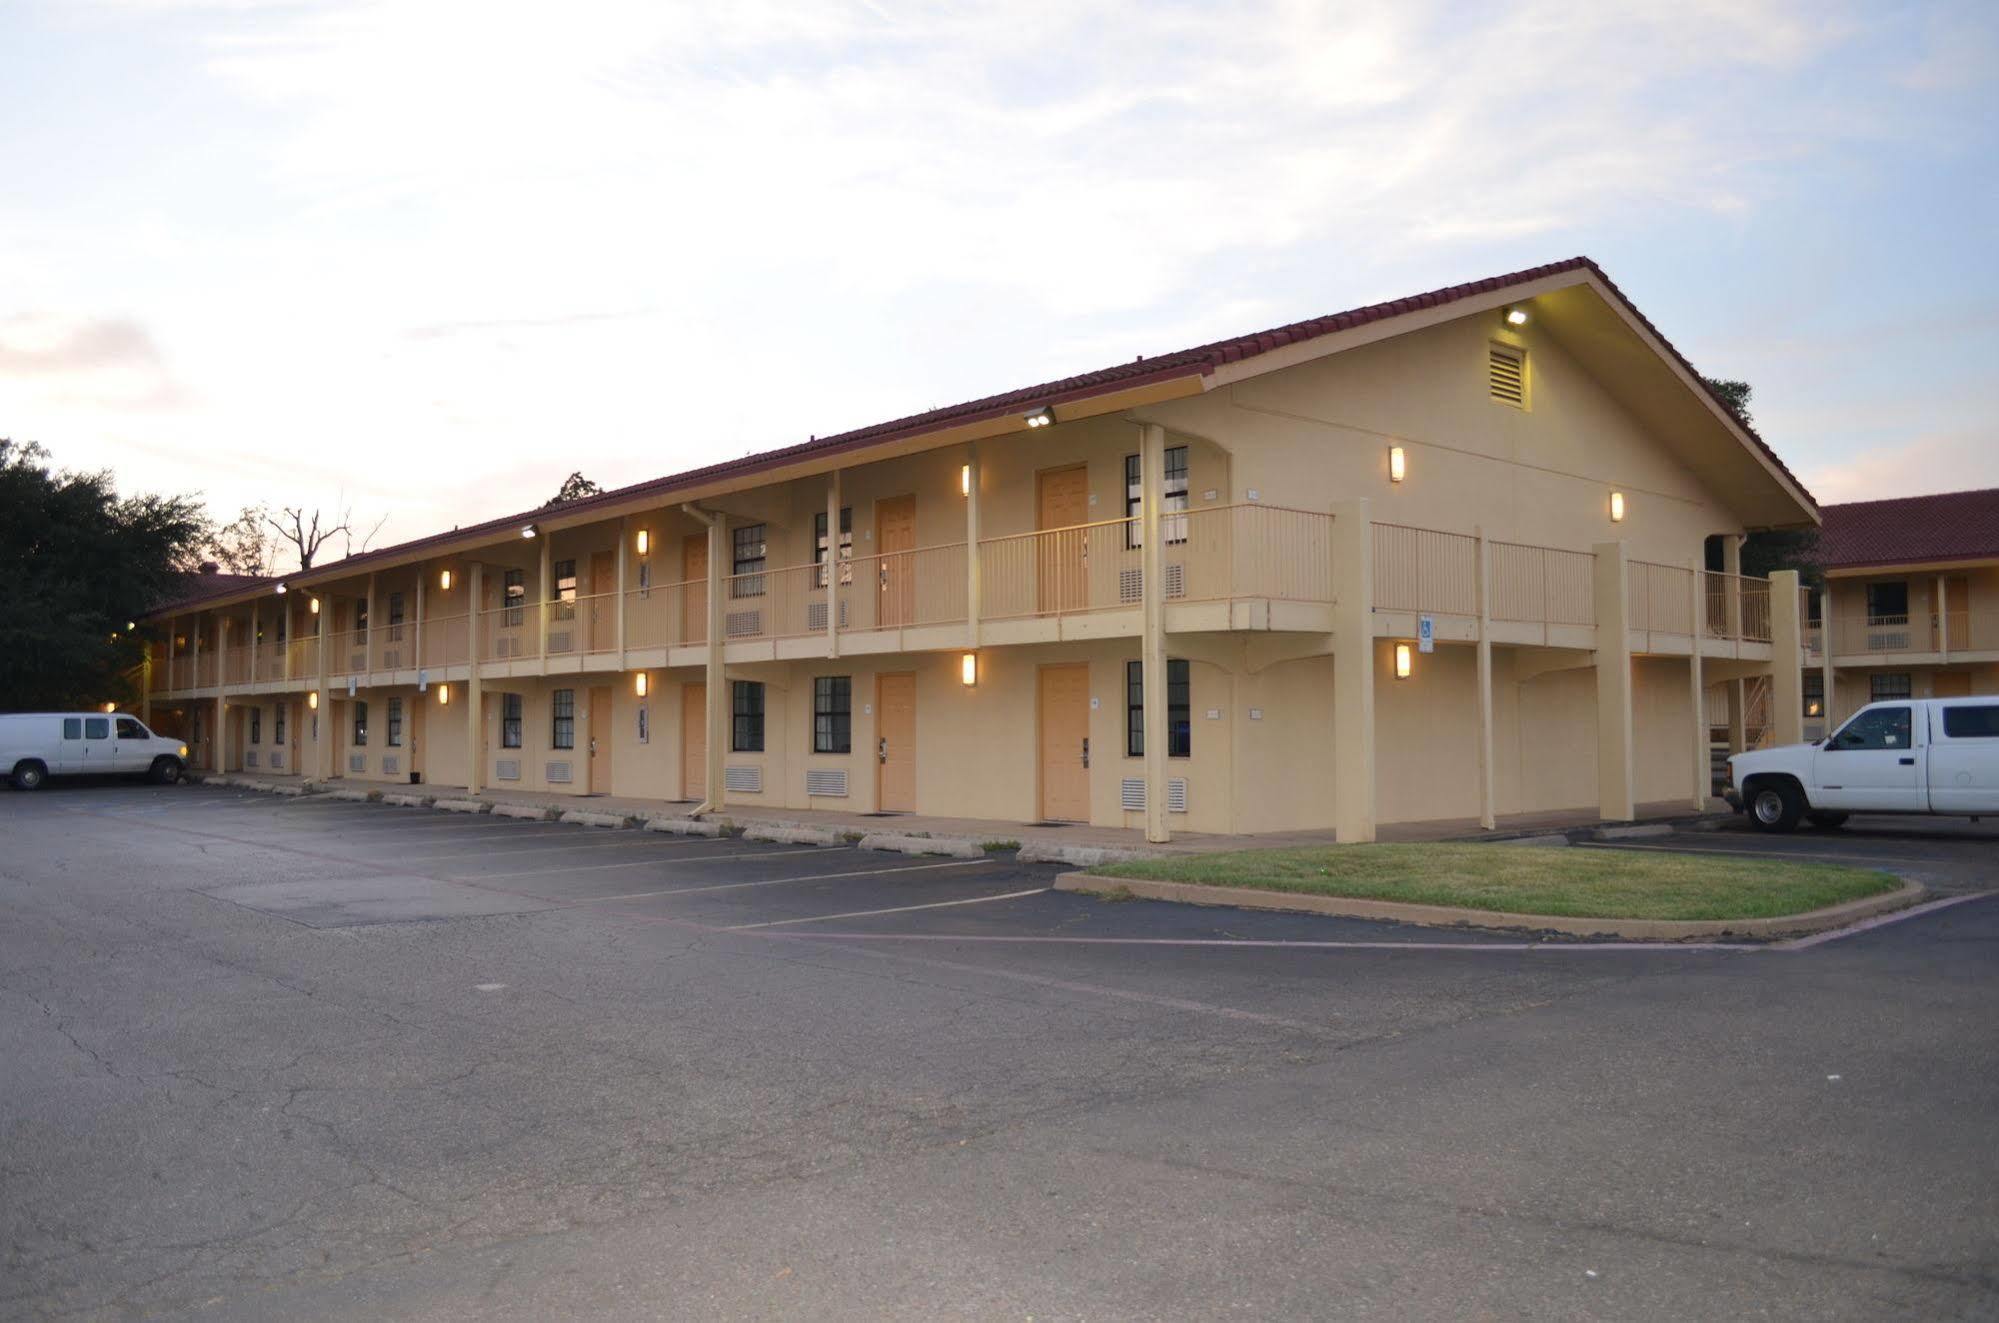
437 683 451 706
521 523 539 539
308 691 320 710
275 582 288 594
1609 491 1626 522
439 568 453 591
1394 642 1414 680
1503 306 1529 327
309 597 321 614
961 653 977 686
961 464 971 495
102 702 117 714
125 621 135 632
635 528 650 555
1023 406 1055 429
1388 446 1406 483
635 671 649 697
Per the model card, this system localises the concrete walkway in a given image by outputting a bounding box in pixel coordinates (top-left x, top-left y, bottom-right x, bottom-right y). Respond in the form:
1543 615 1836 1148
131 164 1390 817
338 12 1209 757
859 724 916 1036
191 770 1729 863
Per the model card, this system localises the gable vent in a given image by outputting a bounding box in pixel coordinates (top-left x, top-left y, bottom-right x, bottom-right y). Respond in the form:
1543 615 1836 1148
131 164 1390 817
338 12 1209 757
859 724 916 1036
1488 345 1526 408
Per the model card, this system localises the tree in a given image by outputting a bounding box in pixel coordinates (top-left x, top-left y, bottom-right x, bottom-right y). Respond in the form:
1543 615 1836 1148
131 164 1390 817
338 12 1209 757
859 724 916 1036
0 439 210 710
205 503 280 576
263 504 388 571
1700 377 1821 586
1704 377 1754 429
546 471 603 505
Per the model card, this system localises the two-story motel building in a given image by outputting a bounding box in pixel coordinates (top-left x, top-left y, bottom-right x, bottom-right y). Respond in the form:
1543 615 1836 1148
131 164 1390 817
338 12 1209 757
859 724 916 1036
138 257 1822 843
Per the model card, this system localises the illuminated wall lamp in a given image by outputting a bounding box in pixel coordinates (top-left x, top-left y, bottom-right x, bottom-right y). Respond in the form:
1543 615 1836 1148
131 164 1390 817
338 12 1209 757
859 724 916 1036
635 671 649 697
960 653 977 686
275 581 288 594
437 683 451 705
439 568 453 591
635 529 650 555
1022 406 1055 429
1503 306 1529 327
521 523 539 539
1609 490 1627 522
1807 700 1821 717
960 464 971 496
309 597 321 614
1388 445 1406 483
1394 642 1414 680
307 691 320 710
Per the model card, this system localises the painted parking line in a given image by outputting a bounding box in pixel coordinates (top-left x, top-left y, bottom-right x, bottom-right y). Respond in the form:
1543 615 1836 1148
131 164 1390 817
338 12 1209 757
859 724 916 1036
726 886 1052 930
570 857 1000 904
468 845 842 881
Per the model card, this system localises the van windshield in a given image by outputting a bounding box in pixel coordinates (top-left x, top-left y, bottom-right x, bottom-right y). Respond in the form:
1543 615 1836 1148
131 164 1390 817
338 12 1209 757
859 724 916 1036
116 718 149 740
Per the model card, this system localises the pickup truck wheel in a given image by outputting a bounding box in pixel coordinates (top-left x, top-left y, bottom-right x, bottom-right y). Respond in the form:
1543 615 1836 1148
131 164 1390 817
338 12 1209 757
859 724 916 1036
1806 811 1850 831
1747 780 1804 833
148 756 182 785
11 760 49 792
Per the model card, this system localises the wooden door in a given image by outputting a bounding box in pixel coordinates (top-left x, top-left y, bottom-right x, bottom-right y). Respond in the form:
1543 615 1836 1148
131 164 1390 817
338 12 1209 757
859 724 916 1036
328 700 347 777
286 701 300 774
876 495 917 627
1036 466 1089 614
409 697 426 781
587 684 612 793
1941 575 1971 650
1038 663 1090 822
1933 672 1972 698
876 672 916 812
683 533 708 644
590 551 616 652
681 683 706 799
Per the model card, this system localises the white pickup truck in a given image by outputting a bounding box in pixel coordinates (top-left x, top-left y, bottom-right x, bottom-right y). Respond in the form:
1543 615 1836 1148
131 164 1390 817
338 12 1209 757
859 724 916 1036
1727 697 1999 832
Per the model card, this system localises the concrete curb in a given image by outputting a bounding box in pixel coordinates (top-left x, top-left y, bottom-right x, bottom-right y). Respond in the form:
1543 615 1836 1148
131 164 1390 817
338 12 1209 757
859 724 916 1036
644 816 726 838
1051 873 1929 941
560 809 635 829
858 833 984 859
432 798 490 814
381 792 434 809
744 823 843 847
1020 843 1157 868
492 803 557 822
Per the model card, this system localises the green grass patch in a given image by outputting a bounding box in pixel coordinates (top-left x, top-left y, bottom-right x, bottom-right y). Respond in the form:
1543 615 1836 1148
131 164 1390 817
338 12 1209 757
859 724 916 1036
1091 843 1899 921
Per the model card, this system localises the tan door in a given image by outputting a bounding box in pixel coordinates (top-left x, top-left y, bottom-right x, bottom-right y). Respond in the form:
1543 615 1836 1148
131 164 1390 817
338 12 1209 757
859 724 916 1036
1933 671 1972 698
286 701 300 774
1038 663 1090 822
876 672 916 812
328 701 347 777
588 684 612 793
1940 575 1971 650
875 495 917 627
683 533 708 644
1036 466 1089 614
681 683 706 799
590 551 617 652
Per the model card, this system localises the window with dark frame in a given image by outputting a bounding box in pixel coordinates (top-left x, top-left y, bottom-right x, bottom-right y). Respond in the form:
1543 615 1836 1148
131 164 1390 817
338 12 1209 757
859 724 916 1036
249 707 261 745
732 680 766 752
553 559 577 620
388 591 406 640
814 509 854 587
503 569 526 627
501 693 523 748
353 701 368 747
1870 674 1912 702
732 524 767 598
1126 659 1192 758
551 689 575 749
387 697 403 747
1865 581 1909 620
813 676 851 754
1803 671 1824 717
1124 445 1190 548
355 597 369 631
274 703 286 747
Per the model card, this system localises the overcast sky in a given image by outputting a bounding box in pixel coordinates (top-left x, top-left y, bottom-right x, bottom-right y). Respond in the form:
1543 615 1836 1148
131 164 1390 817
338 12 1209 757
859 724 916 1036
3 0 1994 569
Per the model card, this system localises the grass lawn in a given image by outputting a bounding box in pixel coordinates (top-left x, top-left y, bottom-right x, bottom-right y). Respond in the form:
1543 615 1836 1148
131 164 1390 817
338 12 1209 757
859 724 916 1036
1091 843 1900 921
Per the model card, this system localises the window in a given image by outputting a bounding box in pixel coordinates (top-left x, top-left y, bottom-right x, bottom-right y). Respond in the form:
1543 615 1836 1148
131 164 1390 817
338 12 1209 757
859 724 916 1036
388 592 406 640
1488 344 1526 407
387 697 403 747
732 524 767 598
501 694 523 748
1942 705 1999 739
1871 674 1912 702
84 717 109 740
814 509 853 587
1831 705 1910 751
813 676 851 753
1124 445 1189 548
355 597 369 632
273 704 286 747
551 689 575 750
116 717 146 740
503 569 526 627
62 717 81 739
353 701 368 746
733 681 766 752
249 707 262 745
1803 672 1824 718
276 612 287 644
1126 659 1192 758
553 559 577 620
1865 582 1908 620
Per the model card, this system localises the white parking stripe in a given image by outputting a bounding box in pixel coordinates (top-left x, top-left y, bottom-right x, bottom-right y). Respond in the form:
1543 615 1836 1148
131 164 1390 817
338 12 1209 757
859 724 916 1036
470 845 840 880
574 857 997 903
726 886 1051 930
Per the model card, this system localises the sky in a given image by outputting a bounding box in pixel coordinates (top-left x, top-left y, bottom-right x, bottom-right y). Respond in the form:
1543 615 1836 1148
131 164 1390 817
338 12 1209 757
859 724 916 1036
3 0 1995 572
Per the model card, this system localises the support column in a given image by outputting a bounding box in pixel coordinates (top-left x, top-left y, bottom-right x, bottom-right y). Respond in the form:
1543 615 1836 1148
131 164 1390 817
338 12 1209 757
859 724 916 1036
537 538 552 662
250 599 260 687
1139 423 1169 844
365 574 378 677
1687 562 1707 810
167 620 178 697
1723 536 1745 751
215 616 229 774
1592 540 1635 821
1329 498 1376 843
1821 586 1836 731
414 569 426 677
965 445 981 648
1769 569 1804 746
314 595 330 780
1474 526 1496 831
705 517 726 812
282 597 294 684
615 518 628 670
466 563 484 794
141 641 153 725
826 471 842 658
1936 574 1949 657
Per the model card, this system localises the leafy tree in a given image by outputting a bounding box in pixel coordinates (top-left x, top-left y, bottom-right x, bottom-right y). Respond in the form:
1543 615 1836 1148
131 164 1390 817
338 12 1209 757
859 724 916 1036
263 504 388 571
205 503 280 575
0 439 210 710
1700 377 1821 587
1704 377 1754 429
547 471 603 505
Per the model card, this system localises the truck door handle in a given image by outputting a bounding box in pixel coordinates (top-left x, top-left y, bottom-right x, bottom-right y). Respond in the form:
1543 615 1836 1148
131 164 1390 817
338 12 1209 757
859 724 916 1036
1899 757 1914 765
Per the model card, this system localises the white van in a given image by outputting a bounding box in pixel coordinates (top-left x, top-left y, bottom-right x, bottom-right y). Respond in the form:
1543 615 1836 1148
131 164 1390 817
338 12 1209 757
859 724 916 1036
0 713 189 791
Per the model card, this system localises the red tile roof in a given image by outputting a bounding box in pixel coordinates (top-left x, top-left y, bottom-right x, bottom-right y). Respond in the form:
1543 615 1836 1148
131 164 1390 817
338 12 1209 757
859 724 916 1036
154 570 268 613
151 255 1808 614
1817 487 1999 569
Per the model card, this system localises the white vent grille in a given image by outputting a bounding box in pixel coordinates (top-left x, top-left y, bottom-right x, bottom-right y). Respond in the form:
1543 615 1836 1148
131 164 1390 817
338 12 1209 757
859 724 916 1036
805 600 849 631
724 765 763 794
546 760 573 784
546 632 572 653
349 649 367 670
805 768 848 798
269 752 285 770
725 609 763 639
1118 565 1189 603
1489 345 1526 408
496 636 521 659
1165 562 1186 598
495 758 522 781
381 648 403 669
382 755 400 775
1120 777 1146 810
348 753 366 773
1168 777 1188 813
245 750 260 768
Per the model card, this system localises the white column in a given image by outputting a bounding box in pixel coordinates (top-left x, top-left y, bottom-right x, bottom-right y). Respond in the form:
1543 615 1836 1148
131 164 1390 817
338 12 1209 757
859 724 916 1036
1475 526 1496 830
826 470 842 658
1687 560 1707 810
1139 422 1169 845
705 518 726 810
965 445 981 649
466 563 484 794
1593 540 1635 821
1329 498 1376 842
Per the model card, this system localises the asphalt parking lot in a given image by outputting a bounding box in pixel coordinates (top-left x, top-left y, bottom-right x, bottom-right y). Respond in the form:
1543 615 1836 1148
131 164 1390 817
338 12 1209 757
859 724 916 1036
4 782 1996 1320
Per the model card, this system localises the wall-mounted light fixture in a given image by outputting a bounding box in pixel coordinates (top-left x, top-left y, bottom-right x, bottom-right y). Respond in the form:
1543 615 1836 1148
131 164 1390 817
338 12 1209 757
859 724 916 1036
960 464 972 495
635 528 650 555
1394 642 1414 680
521 523 539 539
102 701 117 714
1023 406 1055 429
961 653 978 686
275 582 288 594
308 691 320 710
634 671 649 697
1503 306 1529 327
439 568 453 591
437 683 451 706
1609 491 1626 522
125 621 135 632
1388 446 1406 483
309 597 321 614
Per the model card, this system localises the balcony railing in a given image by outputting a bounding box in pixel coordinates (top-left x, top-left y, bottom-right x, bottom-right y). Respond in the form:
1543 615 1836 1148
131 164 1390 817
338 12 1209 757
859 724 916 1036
1700 571 1773 643
1628 561 1694 637
421 613 471 668
1489 541 1595 626
1831 610 1999 655
1374 523 1478 617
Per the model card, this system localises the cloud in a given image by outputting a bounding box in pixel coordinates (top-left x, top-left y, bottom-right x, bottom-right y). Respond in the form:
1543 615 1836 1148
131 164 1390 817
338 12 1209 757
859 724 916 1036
1804 431 1999 505
0 315 164 376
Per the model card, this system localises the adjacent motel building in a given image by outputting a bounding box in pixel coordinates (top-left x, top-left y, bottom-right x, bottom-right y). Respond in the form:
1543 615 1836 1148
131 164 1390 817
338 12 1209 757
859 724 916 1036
139 258 1826 843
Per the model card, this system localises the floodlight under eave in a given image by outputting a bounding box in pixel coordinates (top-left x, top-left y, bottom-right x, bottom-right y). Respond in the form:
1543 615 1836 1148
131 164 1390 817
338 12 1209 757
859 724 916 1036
1504 306 1529 327
1023 406 1055 429
275 582 288 594
522 523 540 539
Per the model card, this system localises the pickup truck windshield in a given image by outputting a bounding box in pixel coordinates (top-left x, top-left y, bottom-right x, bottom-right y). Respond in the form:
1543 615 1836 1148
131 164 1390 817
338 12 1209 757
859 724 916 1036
1832 706 1911 750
